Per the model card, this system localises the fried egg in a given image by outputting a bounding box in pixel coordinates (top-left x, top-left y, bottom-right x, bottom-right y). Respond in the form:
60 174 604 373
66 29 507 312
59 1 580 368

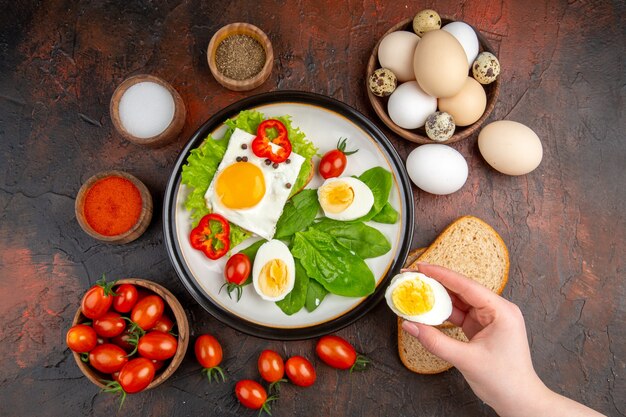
385 272 452 325
204 128 305 241
317 177 374 221
252 240 296 302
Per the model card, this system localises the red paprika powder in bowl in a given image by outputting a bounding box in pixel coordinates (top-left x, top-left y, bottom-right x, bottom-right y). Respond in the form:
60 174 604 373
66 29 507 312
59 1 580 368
75 170 153 244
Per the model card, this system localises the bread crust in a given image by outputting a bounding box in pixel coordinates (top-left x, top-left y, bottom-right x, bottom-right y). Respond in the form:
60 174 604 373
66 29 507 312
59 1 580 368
397 216 509 374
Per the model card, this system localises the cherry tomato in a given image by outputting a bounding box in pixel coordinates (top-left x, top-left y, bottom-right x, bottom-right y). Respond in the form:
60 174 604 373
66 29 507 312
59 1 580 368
111 329 134 353
225 254 251 285
112 284 138 313
81 278 116 319
131 295 164 330
316 335 370 371
194 334 225 382
137 331 178 361
96 336 108 346
88 344 128 374
258 350 284 383
151 359 166 372
318 137 358 179
235 380 269 411
151 315 174 333
66 324 97 353
285 355 316 387
93 311 126 338
117 357 155 394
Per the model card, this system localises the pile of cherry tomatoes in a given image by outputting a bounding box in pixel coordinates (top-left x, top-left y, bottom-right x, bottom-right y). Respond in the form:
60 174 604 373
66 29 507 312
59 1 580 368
66 277 179 402
193 333 368 414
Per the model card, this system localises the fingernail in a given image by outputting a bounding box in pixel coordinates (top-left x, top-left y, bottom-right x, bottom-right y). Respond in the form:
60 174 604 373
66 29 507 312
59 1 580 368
402 320 419 337
415 261 429 271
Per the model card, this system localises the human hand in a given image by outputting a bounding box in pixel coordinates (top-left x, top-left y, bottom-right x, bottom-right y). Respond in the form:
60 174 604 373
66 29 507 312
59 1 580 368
401 263 604 417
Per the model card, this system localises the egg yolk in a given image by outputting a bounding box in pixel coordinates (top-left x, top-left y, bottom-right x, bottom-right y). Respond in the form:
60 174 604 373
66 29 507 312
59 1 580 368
319 181 354 213
258 259 289 298
392 279 435 316
215 162 266 209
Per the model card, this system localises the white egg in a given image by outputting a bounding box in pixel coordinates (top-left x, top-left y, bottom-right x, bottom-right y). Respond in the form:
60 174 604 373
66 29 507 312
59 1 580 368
387 81 437 129
406 144 468 195
442 21 479 66
204 128 305 240
318 176 374 221
385 272 452 325
252 240 296 302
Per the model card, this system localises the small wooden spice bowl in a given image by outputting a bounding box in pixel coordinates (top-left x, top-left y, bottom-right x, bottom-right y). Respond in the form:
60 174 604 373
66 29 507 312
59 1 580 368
207 22 274 91
75 170 153 244
71 278 190 390
366 18 501 145
110 74 186 148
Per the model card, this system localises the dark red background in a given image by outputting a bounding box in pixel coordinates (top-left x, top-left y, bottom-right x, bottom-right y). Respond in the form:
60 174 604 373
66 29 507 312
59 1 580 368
1 1 624 416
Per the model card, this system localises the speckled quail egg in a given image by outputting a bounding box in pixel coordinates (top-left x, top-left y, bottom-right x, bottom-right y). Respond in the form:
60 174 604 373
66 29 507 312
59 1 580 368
425 112 456 142
413 9 441 36
252 239 296 302
472 52 500 85
385 272 452 325
368 68 397 97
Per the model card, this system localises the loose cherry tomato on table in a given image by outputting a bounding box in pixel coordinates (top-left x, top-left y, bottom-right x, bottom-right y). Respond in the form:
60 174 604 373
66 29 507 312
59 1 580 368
195 334 225 382
151 314 175 333
137 331 178 361
318 137 358 179
93 311 126 338
316 335 370 371
285 355 316 387
221 253 251 301
88 343 128 374
235 379 275 413
131 295 164 331
112 283 138 313
81 276 117 319
258 349 285 383
66 324 97 353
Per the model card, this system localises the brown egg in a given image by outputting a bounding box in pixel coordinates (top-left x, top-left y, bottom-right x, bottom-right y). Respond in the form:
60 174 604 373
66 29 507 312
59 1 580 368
478 121 543 176
413 30 469 98
438 77 486 126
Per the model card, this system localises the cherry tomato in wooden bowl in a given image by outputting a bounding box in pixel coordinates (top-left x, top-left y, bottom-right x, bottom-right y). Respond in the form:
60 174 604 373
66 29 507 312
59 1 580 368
71 278 189 392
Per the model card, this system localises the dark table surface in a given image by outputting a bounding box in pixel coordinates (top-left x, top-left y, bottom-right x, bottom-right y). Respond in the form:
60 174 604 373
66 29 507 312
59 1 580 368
1 1 624 416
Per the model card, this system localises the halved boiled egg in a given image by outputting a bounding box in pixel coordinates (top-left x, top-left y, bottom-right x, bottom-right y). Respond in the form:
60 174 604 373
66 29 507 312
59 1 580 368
252 240 296 302
318 177 374 221
385 272 452 325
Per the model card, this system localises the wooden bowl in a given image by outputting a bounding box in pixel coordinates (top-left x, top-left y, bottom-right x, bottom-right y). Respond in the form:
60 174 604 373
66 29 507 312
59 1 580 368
110 74 186 148
207 22 274 91
71 278 190 390
75 170 153 244
366 18 501 145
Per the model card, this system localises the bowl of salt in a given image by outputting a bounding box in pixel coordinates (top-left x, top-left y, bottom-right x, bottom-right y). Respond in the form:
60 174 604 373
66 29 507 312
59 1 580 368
110 74 186 148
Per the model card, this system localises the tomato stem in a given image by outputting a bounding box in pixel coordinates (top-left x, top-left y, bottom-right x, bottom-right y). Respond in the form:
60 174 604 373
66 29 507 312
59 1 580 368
202 365 226 383
267 378 287 395
350 354 370 373
102 380 127 410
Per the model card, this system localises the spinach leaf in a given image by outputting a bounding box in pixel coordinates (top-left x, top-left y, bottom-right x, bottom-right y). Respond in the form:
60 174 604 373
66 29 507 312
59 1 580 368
312 219 391 259
371 202 399 224
275 189 320 239
291 229 375 297
305 280 329 312
275 259 309 315
354 167 393 222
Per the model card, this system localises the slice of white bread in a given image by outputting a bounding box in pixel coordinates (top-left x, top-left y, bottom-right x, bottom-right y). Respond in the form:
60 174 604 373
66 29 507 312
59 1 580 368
398 215 509 374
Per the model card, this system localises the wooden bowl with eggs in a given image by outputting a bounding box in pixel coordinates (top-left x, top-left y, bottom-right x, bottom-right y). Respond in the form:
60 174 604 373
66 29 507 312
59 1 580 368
366 17 500 145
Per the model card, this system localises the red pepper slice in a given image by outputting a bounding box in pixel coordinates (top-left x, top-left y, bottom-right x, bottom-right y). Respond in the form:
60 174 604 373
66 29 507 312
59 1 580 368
189 214 230 260
251 119 292 163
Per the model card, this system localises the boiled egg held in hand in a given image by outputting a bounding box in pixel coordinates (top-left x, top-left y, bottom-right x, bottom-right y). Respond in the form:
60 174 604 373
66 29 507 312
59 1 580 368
318 177 374 221
252 240 296 302
385 272 452 325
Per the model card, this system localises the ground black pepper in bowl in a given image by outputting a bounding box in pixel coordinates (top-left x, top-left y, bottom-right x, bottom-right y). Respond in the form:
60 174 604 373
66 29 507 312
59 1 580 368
215 34 266 81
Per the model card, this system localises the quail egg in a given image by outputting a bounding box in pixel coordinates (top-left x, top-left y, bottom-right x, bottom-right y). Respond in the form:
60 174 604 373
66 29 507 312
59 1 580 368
425 112 456 142
413 9 441 36
472 52 500 85
385 271 452 325
368 68 397 97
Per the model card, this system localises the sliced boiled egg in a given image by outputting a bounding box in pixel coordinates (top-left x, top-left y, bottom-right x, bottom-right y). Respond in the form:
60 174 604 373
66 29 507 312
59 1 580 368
252 240 296 302
385 272 452 325
318 177 374 221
